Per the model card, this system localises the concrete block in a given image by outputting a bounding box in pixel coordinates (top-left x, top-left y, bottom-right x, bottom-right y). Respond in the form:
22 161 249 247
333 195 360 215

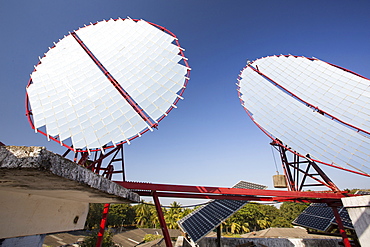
342 195 370 247
0 146 140 238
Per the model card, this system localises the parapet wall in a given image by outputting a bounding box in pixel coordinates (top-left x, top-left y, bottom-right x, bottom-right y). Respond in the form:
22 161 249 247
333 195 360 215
184 237 342 247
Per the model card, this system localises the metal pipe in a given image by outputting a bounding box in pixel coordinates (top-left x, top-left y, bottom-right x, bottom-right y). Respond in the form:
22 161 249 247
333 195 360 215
152 191 173 247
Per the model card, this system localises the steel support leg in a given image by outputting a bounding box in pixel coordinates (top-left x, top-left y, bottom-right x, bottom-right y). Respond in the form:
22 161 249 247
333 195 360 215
96 203 110 247
153 191 173 247
331 206 351 247
216 225 221 247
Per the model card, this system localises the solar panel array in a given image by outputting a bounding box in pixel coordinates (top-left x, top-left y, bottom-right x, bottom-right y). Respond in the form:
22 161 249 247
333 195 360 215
237 55 370 175
27 18 189 151
177 181 267 244
293 203 354 231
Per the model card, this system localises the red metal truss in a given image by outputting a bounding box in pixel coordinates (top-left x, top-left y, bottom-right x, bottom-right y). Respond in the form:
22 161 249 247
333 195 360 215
272 139 341 192
115 181 353 203
152 191 172 247
116 180 354 247
133 191 345 205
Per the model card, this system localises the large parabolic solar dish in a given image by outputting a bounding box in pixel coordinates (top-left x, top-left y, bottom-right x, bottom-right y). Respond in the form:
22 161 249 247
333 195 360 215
26 18 190 152
237 55 370 177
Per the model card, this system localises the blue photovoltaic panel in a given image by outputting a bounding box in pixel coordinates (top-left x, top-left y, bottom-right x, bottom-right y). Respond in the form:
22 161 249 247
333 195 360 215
178 181 267 244
293 213 332 232
293 203 354 231
335 209 353 229
303 203 333 218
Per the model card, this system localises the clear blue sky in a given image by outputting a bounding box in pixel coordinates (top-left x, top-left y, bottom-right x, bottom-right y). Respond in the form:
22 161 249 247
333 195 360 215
1 0 369 205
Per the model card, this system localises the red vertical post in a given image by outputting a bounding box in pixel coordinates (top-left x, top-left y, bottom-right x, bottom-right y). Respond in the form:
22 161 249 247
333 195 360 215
96 203 110 247
331 206 351 247
152 191 173 247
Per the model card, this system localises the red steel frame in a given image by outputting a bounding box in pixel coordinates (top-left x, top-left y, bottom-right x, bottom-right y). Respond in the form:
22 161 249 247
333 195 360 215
271 139 341 192
270 140 353 244
67 143 355 247
25 18 191 153
116 181 350 202
116 181 356 247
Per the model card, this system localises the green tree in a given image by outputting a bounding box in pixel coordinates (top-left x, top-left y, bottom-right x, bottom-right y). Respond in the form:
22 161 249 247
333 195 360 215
179 207 193 219
271 217 293 228
164 201 183 229
259 204 280 223
81 228 114 247
230 203 266 232
134 201 158 228
108 203 136 227
149 204 160 228
85 204 104 230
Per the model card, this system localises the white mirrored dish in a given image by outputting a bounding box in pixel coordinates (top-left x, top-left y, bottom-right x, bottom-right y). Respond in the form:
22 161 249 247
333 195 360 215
26 18 190 152
237 55 370 176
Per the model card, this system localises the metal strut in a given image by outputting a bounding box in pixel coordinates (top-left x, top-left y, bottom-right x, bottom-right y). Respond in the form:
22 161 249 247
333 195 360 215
271 139 351 246
271 139 341 192
153 191 173 247
330 205 351 247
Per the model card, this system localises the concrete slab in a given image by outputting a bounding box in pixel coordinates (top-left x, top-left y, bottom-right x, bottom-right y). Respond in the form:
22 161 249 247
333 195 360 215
0 146 140 238
0 145 139 203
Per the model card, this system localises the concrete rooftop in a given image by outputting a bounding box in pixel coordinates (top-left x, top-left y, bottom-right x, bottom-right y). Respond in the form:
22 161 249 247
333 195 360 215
0 145 139 204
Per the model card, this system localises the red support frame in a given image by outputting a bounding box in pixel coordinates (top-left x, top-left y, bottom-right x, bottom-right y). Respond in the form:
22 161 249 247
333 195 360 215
116 181 357 247
152 191 173 247
116 181 350 201
330 205 351 247
96 203 110 247
272 139 341 192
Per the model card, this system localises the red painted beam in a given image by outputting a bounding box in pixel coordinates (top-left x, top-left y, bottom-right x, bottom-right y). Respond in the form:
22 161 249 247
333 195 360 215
96 203 110 247
152 192 173 247
134 191 343 204
331 206 351 247
115 181 351 200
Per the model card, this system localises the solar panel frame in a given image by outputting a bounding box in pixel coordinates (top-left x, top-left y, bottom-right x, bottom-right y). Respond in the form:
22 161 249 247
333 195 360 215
177 181 267 244
292 203 354 231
